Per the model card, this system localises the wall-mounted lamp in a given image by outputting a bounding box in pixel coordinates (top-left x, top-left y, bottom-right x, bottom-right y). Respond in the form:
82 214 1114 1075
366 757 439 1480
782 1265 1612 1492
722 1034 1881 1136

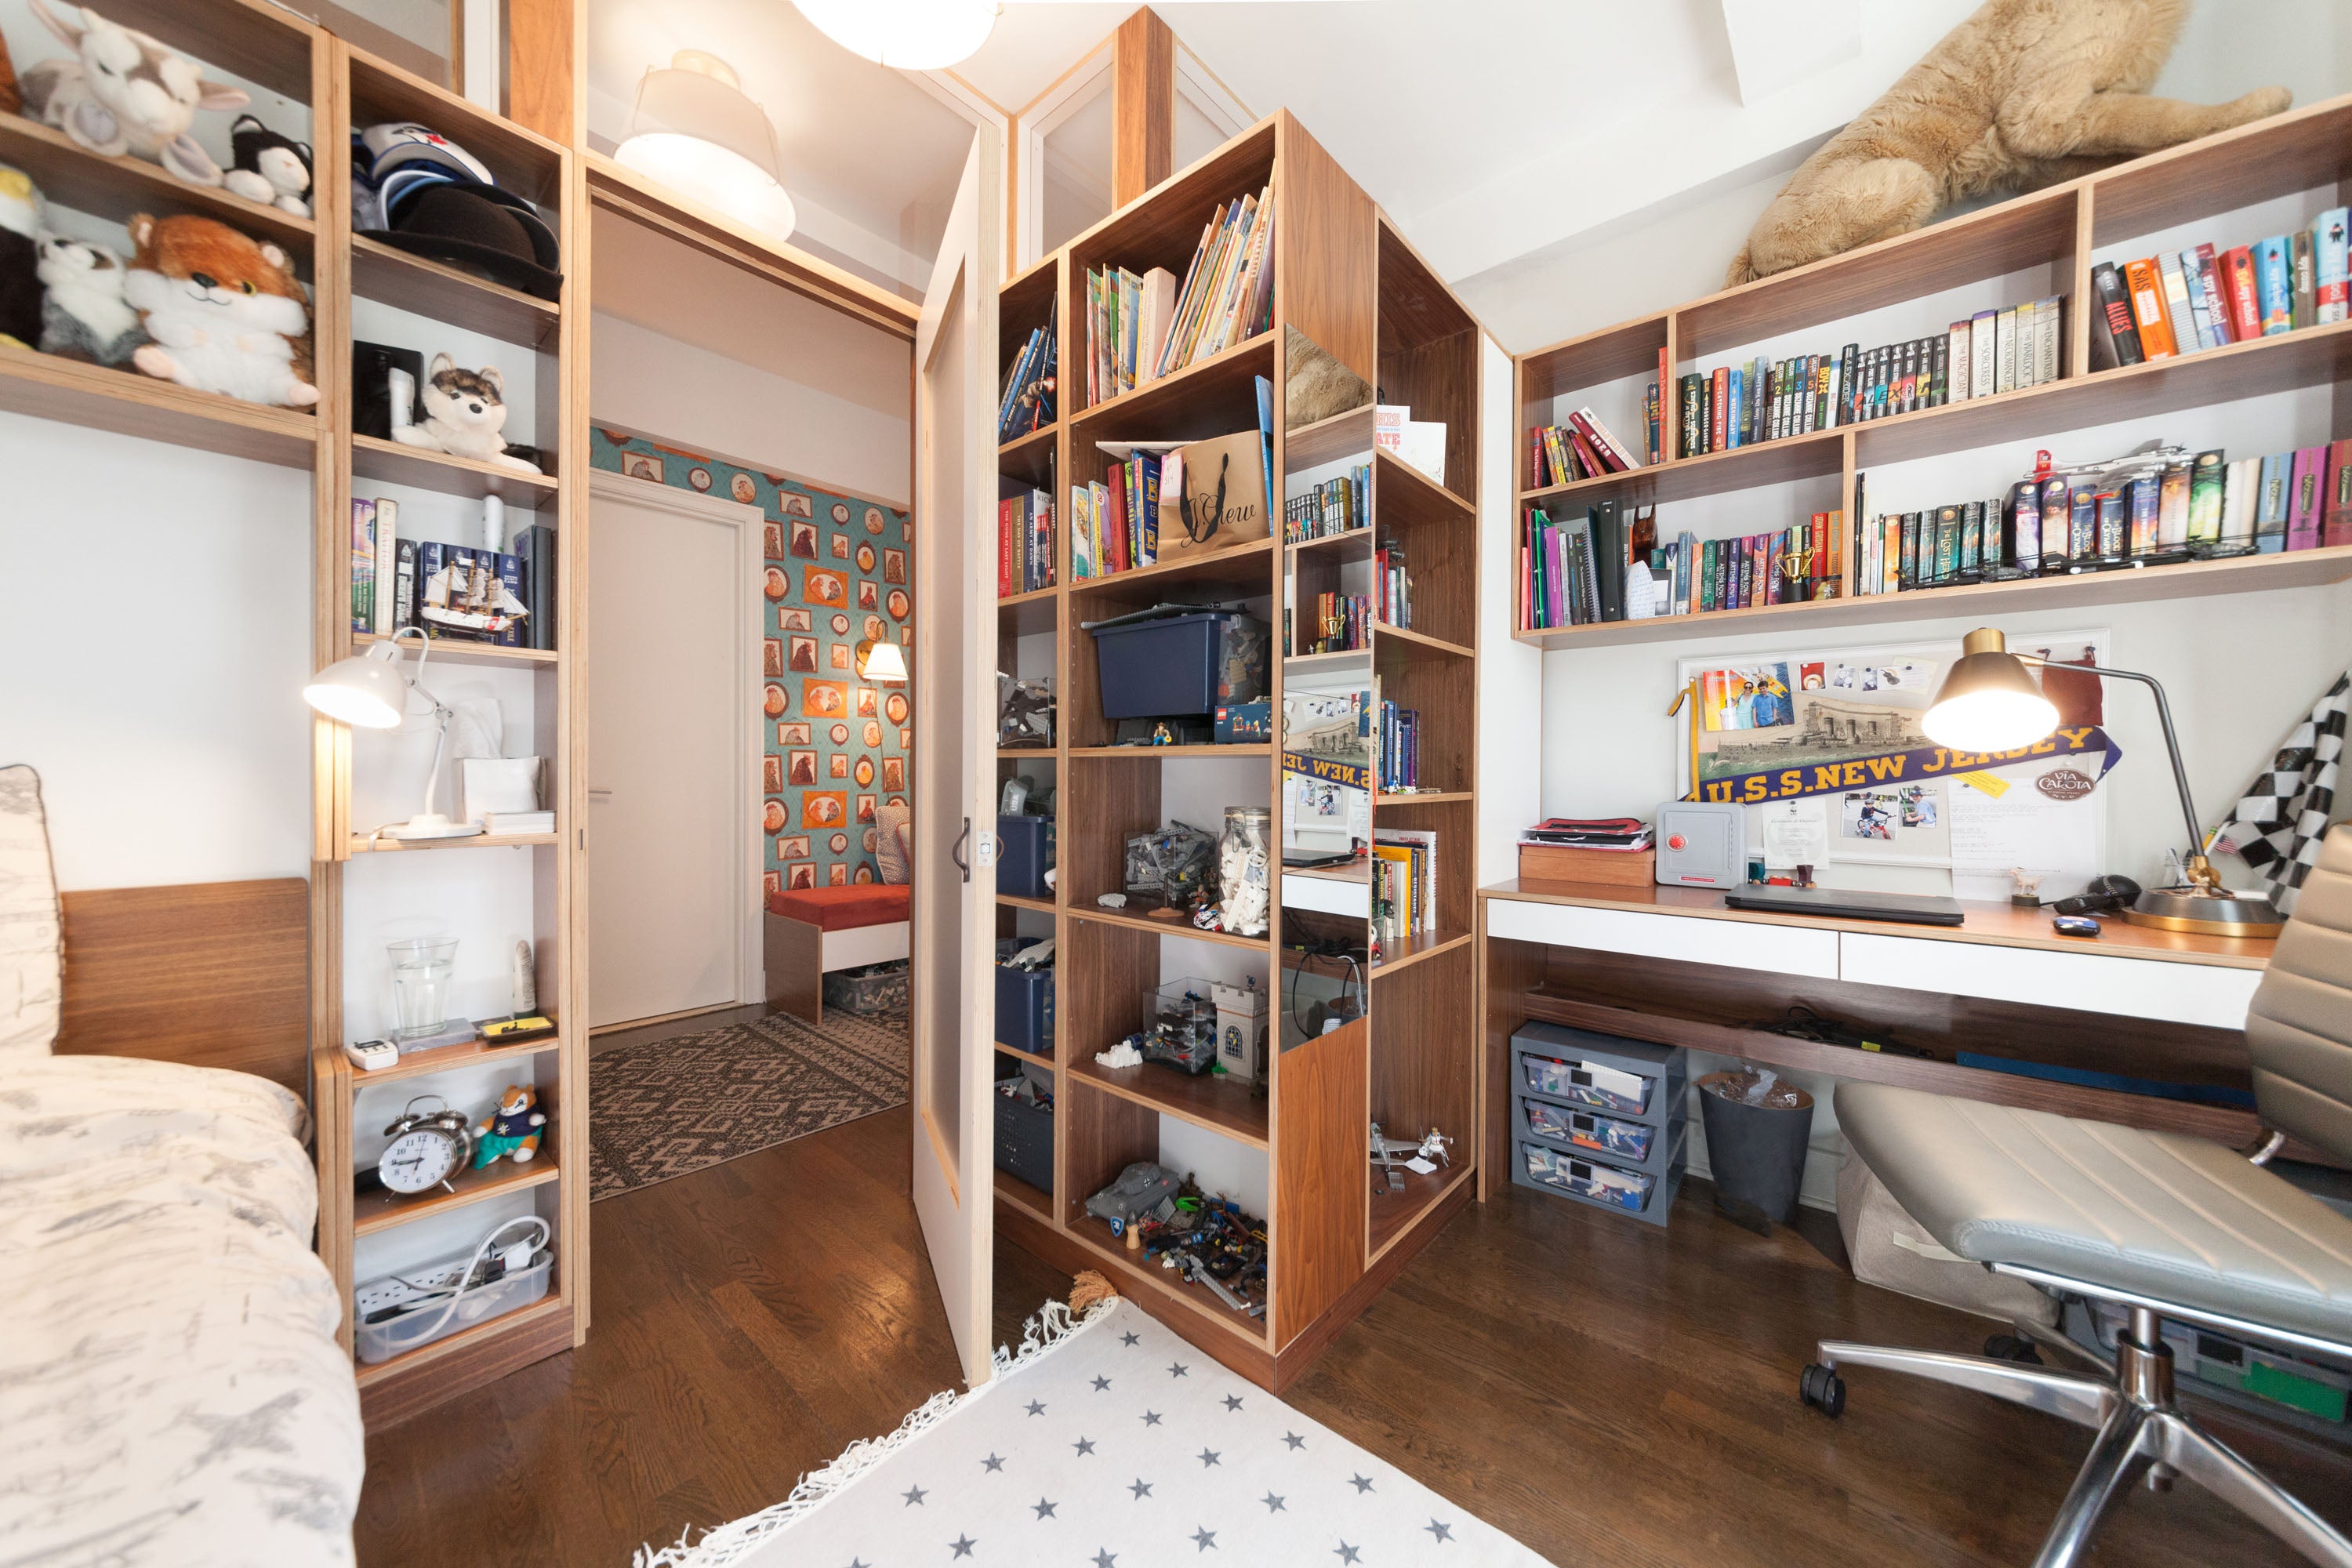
794 0 1000 71
856 638 908 684
614 51 797 241
304 629 483 842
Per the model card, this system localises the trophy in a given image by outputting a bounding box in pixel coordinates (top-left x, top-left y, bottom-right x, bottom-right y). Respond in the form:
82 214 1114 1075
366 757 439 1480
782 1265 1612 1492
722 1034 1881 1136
1773 536 1840 601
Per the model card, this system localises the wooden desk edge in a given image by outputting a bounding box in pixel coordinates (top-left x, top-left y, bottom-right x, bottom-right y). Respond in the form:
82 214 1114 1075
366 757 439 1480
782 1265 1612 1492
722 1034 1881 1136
1476 878 2272 971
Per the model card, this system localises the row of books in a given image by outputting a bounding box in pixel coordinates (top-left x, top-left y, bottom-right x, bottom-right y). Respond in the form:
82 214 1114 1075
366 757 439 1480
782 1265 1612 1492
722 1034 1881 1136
1946 299 2063 401
1376 699 1420 793
1072 378 1274 581
1084 183 1274 405
1852 439 2352 595
350 499 555 650
1370 828 1438 960
996 488 1055 597
1305 592 1374 654
1526 408 1642 487
1284 463 1369 542
1069 452 1161 580
996 321 1056 444
2090 206 2349 368
1521 505 1847 628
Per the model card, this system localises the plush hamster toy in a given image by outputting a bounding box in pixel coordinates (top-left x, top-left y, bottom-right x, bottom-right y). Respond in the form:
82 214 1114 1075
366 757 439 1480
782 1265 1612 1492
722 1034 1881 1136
36 234 143 364
223 114 312 217
122 212 318 407
472 1084 546 1168
393 352 542 473
18 0 249 188
0 165 42 350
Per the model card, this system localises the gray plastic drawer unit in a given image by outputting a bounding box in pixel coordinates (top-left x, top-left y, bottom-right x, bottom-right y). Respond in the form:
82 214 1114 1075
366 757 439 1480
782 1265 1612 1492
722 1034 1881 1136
1509 1022 1688 1227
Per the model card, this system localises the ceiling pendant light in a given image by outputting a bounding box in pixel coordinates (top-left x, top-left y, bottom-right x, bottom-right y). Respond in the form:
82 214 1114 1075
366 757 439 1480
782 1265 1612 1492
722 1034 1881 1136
793 0 1000 71
614 51 797 241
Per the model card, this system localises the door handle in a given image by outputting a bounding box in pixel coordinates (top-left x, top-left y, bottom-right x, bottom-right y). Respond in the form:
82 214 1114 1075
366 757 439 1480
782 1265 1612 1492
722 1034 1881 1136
588 788 613 800
950 816 971 883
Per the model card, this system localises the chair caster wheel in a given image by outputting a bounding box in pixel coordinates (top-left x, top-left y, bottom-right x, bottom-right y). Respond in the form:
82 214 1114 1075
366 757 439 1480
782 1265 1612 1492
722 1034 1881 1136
1799 1363 1846 1417
1984 1334 2043 1365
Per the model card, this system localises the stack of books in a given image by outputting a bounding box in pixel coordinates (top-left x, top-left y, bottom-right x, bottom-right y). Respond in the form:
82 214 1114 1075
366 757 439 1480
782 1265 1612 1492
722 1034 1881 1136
1284 463 1368 542
1370 829 1437 956
1527 408 1643 487
1070 450 1162 579
1373 536 1411 630
1377 700 1419 792
2090 206 2347 368
1307 591 1372 653
997 489 1055 596
1086 183 1274 405
351 498 555 651
1521 502 1842 628
1519 818 1653 852
996 321 1056 442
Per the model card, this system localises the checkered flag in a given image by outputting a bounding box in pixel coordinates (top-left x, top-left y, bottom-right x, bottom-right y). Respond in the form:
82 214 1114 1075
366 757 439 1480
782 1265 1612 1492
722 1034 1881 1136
2212 672 2348 913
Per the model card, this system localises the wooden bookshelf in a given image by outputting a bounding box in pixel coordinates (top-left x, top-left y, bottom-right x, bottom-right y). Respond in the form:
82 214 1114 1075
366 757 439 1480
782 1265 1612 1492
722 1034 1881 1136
350 235 561 349
0 339 321 466
991 116 1481 1394
1515 90 2352 648
350 434 561 508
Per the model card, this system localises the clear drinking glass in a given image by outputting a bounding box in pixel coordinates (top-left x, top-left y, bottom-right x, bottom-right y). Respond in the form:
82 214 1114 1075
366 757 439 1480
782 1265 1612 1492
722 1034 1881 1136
387 938 459 1041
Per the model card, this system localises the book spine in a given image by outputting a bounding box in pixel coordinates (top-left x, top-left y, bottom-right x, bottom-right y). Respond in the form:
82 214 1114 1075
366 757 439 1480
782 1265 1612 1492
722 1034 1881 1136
2256 453 2290 552
2194 245 2234 343
2034 296 2061 386
2325 439 2352 548
350 499 375 632
2088 263 2143 368
2122 257 2176 359
2186 449 2226 545
2158 252 2200 354
2317 209 2350 325
392 537 419 635
2220 245 2264 341
1709 368 1728 452
495 550 524 647
2011 481 2042 572
2157 459 2190 549
371 497 398 636
2126 476 2158 557
2254 237 2294 335
2288 447 2325 550
2292 229 2316 330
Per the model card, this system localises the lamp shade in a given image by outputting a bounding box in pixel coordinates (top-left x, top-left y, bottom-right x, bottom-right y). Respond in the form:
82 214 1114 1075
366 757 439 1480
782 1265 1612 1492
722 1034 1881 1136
303 642 409 729
1922 628 2060 753
615 52 797 241
857 638 908 683
794 0 999 71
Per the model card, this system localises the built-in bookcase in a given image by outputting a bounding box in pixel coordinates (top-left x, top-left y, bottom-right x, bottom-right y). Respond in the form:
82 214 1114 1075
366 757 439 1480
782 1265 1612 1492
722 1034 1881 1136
990 114 1482 1392
1515 92 2352 649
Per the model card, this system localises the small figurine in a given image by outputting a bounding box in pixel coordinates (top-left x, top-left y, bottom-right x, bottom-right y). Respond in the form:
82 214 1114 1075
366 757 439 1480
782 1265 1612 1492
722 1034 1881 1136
472 1083 546 1167
1149 722 1175 746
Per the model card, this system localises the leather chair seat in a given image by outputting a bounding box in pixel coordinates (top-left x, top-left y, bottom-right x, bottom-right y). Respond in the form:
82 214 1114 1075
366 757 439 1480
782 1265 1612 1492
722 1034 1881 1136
1838 1081 2352 1344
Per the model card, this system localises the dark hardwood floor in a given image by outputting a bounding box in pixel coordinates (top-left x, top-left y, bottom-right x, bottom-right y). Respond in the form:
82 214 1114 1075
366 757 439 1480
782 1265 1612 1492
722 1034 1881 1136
357 1109 2350 1567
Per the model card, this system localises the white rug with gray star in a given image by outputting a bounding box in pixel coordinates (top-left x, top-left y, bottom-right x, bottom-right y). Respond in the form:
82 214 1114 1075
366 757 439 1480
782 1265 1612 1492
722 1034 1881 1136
637 1294 1554 1568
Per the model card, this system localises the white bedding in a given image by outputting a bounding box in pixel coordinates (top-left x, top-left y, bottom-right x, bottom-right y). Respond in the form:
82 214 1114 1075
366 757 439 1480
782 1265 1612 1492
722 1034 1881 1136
0 1054 363 1566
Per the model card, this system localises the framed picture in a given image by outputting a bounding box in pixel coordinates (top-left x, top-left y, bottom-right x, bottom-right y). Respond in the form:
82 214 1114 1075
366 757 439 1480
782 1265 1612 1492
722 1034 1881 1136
829 832 849 854
862 719 883 747
762 684 787 718
885 588 910 621
855 687 878 717
830 722 851 745
862 827 880 852
882 757 904 791
856 580 880 612
801 680 848 717
855 543 877 574
853 863 877 884
778 834 810 861
804 569 848 608
882 547 906 583
688 466 711 492
763 566 789 601
884 692 909 725
620 452 662 481
863 506 885 535
829 753 849 778
781 492 814 518
801 791 847 829
789 521 818 559
853 756 875 788
778 720 811 745
831 502 851 524
789 865 815 889
763 637 783 677
788 635 818 671
828 862 848 886
830 532 851 560
762 755 782 792
830 612 851 635
762 870 782 895
788 750 818 786
899 727 913 749
855 794 877 823
764 523 784 559
731 472 758 504
760 800 786 833
864 614 887 642
829 643 851 670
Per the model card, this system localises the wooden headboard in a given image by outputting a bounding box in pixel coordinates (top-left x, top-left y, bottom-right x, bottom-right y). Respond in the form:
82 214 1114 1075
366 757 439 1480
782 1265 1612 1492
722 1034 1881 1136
56 879 310 1095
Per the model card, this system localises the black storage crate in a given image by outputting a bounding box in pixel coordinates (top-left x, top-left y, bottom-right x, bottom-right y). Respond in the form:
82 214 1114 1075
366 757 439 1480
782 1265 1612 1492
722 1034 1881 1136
993 1062 1054 1192
1087 609 1269 718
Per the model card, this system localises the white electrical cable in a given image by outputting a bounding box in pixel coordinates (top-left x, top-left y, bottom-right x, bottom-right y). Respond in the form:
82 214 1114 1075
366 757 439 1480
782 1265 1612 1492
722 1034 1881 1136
395 1215 550 1346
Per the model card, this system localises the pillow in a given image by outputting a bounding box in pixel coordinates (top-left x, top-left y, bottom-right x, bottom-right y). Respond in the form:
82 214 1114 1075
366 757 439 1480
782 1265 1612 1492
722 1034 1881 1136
0 765 62 1058
876 798 912 885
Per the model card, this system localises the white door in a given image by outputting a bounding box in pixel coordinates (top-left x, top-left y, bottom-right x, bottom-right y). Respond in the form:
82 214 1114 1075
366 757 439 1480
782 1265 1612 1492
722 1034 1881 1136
586 471 765 1029
910 129 1001 1385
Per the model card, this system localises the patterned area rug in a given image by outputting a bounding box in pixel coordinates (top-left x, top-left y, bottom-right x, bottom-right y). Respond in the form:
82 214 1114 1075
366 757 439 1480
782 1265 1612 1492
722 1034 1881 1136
635 1296 1555 1567
590 1008 908 1200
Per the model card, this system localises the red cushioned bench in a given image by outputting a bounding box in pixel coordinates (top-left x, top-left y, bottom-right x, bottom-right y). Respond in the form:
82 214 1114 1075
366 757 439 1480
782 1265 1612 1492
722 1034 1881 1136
763 885 910 1023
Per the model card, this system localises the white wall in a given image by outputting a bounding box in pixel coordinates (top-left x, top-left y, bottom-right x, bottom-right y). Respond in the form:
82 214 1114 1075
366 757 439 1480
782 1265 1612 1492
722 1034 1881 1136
0 419 314 890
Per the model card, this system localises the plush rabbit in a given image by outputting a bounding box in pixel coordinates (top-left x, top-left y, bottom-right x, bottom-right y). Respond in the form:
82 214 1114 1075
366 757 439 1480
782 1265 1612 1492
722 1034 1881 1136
17 0 249 189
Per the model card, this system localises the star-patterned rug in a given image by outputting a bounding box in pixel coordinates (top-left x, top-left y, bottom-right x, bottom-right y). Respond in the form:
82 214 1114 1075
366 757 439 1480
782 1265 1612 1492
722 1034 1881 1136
634 1294 1554 1568
590 1007 907 1200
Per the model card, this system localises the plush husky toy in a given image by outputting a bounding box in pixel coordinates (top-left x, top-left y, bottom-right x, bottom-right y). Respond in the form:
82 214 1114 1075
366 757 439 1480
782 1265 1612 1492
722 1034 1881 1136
36 234 143 364
393 352 542 473
18 0 249 188
122 212 318 407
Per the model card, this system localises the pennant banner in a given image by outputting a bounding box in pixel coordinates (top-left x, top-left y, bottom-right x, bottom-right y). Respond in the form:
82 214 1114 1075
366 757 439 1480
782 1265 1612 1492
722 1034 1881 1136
1694 727 2122 806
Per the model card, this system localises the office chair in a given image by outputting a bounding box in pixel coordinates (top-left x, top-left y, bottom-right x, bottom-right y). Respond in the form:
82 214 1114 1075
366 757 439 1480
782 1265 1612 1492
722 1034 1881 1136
1798 826 2352 1567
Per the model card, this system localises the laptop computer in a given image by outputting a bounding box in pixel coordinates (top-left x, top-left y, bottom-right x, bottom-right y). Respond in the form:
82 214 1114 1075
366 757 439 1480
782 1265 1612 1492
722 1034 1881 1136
1721 886 1966 927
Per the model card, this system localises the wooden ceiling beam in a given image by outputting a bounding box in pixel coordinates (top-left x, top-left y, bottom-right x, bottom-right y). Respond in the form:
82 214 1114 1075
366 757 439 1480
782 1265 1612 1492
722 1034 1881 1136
1112 6 1175 207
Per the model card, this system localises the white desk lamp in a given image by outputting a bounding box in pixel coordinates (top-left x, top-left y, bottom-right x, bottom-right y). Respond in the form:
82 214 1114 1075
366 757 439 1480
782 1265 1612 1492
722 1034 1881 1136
304 629 484 841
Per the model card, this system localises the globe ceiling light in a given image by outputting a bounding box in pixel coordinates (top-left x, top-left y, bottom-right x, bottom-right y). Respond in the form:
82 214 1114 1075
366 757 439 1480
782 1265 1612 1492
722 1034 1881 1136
614 50 797 241
794 0 1001 71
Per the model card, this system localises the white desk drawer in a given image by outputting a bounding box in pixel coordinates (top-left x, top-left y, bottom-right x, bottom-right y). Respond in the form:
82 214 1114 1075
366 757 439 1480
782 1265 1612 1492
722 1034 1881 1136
1488 898 1841 978
1838 932 2260 1030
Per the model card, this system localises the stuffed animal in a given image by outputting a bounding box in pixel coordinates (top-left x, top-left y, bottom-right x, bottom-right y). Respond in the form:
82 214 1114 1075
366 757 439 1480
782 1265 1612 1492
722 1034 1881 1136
36 234 143 364
0 166 42 351
122 213 318 407
472 1083 546 1168
1726 0 2291 287
222 114 312 217
393 353 542 473
17 0 249 189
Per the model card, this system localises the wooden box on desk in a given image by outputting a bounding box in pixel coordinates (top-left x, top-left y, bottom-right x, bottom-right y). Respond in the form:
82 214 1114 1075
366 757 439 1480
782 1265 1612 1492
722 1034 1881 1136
1519 844 1657 888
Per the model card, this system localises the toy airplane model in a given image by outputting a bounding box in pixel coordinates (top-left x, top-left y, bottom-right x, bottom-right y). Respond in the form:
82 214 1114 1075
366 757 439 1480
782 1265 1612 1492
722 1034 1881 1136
1370 1122 1452 1192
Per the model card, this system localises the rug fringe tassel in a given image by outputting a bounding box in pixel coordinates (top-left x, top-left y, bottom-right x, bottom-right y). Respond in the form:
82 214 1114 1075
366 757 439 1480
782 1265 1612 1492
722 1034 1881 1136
633 1295 1120 1568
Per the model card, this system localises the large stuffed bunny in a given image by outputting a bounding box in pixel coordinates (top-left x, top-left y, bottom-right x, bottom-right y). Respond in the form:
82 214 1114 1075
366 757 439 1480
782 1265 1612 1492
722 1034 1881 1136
1726 0 2289 286
17 0 249 189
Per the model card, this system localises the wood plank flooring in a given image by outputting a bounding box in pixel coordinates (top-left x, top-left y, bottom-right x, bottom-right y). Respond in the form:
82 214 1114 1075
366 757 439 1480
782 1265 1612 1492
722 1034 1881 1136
356 1109 2350 1566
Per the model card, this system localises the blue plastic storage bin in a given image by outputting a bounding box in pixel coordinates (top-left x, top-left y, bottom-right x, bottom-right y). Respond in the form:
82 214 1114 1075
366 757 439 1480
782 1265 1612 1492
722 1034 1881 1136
995 950 1054 1058
998 815 1055 899
1087 610 1268 719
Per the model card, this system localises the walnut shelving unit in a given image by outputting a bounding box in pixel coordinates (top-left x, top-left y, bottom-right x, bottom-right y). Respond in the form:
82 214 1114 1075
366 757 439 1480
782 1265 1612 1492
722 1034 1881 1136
989 114 1483 1391
1514 89 2352 650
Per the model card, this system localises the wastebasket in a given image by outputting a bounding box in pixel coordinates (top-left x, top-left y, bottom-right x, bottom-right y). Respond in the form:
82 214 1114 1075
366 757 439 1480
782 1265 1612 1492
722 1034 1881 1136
1695 1067 1814 1234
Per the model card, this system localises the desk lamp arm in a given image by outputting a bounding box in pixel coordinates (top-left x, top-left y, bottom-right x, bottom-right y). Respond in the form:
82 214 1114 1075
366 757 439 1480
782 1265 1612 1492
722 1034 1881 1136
2016 656 2207 884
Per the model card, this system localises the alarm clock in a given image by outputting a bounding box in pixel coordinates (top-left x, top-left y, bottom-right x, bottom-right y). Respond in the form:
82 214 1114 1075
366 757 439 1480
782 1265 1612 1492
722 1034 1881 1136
378 1095 476 1196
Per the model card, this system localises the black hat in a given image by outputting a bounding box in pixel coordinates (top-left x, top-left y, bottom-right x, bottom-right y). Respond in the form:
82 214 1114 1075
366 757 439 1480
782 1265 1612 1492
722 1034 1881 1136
365 183 562 301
